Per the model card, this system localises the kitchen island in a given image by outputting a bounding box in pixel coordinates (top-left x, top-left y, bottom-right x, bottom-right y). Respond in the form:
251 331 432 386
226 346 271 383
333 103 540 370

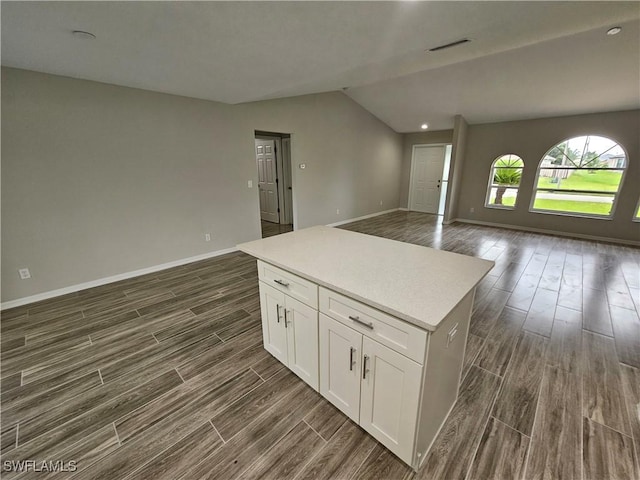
237 226 493 469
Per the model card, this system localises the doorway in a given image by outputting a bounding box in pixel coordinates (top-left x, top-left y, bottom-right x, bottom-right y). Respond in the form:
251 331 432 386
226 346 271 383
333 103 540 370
408 144 452 215
255 132 293 238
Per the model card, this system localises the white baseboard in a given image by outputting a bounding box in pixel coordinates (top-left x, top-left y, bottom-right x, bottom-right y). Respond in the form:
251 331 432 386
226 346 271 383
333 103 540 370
451 218 640 247
1 246 239 311
326 208 400 227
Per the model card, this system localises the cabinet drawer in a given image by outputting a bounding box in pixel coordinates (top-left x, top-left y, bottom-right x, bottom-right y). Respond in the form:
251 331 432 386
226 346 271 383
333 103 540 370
257 260 318 309
319 287 427 364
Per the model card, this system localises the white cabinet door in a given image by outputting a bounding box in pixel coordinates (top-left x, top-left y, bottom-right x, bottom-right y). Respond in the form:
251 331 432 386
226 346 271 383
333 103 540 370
319 313 362 423
285 296 319 391
360 336 422 465
259 282 287 364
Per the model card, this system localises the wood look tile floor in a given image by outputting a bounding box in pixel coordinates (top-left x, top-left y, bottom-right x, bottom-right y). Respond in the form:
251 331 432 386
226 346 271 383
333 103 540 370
1 211 638 480
261 220 293 239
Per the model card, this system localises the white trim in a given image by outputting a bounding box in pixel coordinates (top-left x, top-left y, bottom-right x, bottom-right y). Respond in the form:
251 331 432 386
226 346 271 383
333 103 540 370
398 208 410 211
1 246 239 310
450 218 640 247
326 208 400 227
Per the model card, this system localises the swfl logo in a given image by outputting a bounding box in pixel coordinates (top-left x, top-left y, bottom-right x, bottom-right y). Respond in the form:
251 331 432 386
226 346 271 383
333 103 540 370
2 460 78 472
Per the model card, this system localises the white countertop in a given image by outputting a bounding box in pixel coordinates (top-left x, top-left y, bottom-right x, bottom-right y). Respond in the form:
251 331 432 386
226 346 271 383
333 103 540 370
237 226 494 331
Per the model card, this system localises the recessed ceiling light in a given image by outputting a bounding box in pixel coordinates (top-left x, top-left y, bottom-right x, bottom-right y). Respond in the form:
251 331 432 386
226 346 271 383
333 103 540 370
72 30 96 40
421 124 429 130
607 27 622 36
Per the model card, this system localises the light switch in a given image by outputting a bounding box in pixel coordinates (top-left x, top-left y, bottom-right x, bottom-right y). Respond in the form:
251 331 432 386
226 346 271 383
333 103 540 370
248 180 253 188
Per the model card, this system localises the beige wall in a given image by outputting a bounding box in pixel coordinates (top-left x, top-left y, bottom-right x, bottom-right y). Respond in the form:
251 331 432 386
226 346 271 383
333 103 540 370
1 68 402 303
457 110 640 243
399 129 453 208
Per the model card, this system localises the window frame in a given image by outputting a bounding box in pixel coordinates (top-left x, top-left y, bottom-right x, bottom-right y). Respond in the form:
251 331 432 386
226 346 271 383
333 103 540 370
529 136 628 220
484 154 525 210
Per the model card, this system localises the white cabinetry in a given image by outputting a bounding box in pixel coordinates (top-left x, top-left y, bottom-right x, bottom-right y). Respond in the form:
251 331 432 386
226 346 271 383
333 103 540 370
319 313 363 422
360 335 422 463
259 279 318 391
319 313 422 464
254 258 478 471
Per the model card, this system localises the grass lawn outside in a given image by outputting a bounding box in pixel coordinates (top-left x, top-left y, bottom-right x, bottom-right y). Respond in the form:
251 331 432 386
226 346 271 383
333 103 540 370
495 196 612 216
537 170 623 192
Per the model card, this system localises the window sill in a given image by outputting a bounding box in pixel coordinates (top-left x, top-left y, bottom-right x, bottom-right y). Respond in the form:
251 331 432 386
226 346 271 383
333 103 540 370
485 204 516 210
529 208 613 220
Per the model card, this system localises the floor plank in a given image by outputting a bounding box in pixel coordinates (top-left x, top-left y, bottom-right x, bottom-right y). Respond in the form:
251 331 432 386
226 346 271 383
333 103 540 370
583 417 637 480
296 421 378 480
525 365 581 480
610 305 640 369
620 364 640 477
418 366 501 479
474 307 526 376
240 421 325 480
583 288 614 337
547 306 582 374
353 443 415 480
582 331 632 436
188 384 321 480
304 398 349 442
492 331 547 435
467 417 529 480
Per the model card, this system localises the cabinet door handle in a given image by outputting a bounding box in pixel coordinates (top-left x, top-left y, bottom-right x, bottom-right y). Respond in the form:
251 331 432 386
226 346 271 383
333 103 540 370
363 354 370 379
349 315 374 329
276 304 281 323
349 347 356 371
284 308 289 328
274 279 290 287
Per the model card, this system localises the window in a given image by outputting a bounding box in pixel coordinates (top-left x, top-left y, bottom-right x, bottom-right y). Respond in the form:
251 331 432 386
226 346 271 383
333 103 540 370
634 197 640 222
485 154 524 209
530 136 627 218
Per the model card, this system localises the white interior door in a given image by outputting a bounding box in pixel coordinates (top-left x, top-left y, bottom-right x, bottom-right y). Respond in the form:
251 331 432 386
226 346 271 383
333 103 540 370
319 313 362 423
256 139 279 223
409 145 446 214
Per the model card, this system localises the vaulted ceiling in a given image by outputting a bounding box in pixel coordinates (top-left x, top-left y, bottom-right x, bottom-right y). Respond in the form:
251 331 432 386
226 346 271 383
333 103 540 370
2 1 639 131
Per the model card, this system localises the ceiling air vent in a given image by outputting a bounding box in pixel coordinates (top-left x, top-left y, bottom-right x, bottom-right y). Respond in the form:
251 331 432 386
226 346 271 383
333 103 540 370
428 38 470 52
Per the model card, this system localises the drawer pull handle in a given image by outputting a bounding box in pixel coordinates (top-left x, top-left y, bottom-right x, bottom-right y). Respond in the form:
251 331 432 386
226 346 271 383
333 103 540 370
349 347 356 371
274 279 290 287
349 315 374 329
363 354 370 379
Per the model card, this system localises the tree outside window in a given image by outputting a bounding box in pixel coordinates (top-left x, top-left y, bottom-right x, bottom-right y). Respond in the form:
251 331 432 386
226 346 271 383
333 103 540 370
485 154 524 209
530 136 627 218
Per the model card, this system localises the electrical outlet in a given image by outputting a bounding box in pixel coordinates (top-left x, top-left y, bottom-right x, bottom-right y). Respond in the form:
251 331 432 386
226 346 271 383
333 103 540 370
470 207 475 214
336 209 340 215
247 180 253 188
18 268 31 280
205 234 211 242
446 323 458 347
379 200 383 206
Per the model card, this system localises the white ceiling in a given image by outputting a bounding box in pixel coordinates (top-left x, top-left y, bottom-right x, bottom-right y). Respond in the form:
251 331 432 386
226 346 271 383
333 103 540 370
2 2 639 132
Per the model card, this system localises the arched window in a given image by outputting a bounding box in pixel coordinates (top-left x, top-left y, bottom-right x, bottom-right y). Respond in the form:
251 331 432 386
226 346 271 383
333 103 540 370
485 154 524 209
530 136 627 218
634 197 640 222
